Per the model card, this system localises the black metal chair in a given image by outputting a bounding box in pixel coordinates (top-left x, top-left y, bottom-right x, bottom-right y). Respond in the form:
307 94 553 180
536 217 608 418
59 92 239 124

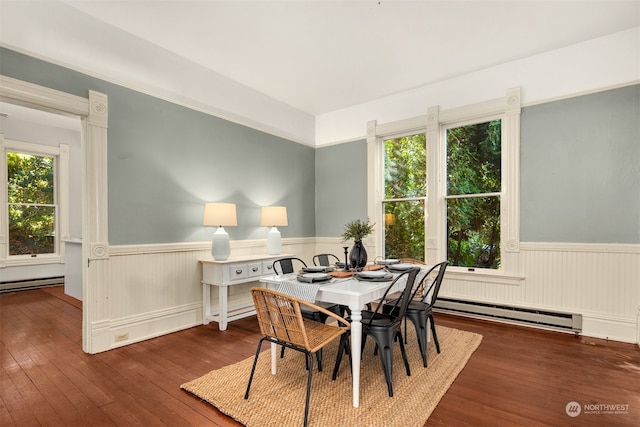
272 257 307 275
312 253 341 267
383 261 449 368
246 288 350 427
332 267 420 397
272 257 342 371
313 253 350 317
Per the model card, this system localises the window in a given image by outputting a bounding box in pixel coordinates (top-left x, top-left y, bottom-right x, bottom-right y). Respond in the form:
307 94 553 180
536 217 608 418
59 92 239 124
445 120 501 269
383 133 426 260
1 136 68 265
368 88 521 278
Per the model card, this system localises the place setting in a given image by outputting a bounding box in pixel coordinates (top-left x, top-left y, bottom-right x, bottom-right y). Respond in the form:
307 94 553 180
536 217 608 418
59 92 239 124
353 270 394 282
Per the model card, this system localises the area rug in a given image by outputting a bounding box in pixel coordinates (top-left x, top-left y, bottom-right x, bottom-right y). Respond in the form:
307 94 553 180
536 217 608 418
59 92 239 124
181 325 482 427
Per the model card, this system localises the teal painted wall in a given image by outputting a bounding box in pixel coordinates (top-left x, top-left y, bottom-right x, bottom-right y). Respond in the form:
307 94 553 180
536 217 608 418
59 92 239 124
521 85 640 243
0 48 316 244
315 140 368 237
2 48 638 245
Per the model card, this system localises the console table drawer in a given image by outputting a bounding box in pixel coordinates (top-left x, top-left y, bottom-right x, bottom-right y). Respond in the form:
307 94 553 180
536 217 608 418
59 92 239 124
227 263 248 281
262 260 276 275
248 262 263 278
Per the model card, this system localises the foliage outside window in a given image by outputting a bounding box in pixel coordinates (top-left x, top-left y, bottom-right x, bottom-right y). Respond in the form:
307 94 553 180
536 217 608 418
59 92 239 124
371 89 520 277
383 134 426 260
446 120 501 269
7 151 56 256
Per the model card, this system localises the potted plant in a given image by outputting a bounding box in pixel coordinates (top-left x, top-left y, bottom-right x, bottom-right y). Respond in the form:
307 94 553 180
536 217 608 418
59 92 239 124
342 218 374 269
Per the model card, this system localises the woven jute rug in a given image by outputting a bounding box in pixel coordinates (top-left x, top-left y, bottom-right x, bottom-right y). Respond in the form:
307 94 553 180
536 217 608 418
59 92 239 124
181 325 482 427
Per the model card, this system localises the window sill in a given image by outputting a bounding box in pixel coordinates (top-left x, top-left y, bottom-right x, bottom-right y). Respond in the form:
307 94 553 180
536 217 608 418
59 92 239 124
2 255 62 268
445 269 524 285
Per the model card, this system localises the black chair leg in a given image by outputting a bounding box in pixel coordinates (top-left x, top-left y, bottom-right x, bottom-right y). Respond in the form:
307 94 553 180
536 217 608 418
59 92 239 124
410 313 428 368
303 352 314 427
332 333 349 380
244 338 266 399
396 331 411 377
429 314 441 353
375 337 395 397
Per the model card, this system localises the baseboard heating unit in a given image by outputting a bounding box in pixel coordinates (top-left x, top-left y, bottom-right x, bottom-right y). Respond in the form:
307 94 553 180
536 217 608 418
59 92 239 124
435 297 582 333
0 276 64 293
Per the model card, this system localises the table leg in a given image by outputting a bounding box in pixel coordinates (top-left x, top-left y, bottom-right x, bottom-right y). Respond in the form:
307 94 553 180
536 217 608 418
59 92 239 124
202 282 211 325
349 308 362 408
219 285 229 331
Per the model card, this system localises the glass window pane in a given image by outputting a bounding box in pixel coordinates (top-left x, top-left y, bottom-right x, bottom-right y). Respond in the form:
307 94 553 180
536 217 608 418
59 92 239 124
383 200 425 260
384 134 426 199
446 120 501 196
7 152 54 204
9 205 55 255
447 196 500 269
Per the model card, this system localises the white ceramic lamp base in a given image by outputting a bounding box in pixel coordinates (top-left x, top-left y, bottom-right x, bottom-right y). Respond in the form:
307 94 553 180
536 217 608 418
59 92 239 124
211 226 231 260
266 226 282 255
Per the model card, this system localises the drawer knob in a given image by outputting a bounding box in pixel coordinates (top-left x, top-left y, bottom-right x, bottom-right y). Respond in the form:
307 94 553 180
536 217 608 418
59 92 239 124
235 269 243 275
252 267 259 272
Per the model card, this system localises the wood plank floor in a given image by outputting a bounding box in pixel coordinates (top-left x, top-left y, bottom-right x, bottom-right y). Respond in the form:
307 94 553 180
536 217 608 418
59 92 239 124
1 287 639 426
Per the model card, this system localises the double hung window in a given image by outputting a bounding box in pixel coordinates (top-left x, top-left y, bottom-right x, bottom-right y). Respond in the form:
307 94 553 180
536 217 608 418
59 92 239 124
368 89 521 278
1 136 68 265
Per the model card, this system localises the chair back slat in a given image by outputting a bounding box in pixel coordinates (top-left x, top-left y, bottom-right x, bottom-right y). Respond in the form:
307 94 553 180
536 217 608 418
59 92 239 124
420 261 449 305
313 253 340 266
272 257 307 275
368 267 420 325
252 289 308 348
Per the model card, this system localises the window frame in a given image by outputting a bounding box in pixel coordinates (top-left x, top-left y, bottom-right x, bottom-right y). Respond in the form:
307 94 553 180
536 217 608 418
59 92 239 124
367 88 523 282
0 135 69 266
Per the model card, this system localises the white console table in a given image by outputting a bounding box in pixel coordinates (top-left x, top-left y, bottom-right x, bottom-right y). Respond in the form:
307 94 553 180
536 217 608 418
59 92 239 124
200 254 292 330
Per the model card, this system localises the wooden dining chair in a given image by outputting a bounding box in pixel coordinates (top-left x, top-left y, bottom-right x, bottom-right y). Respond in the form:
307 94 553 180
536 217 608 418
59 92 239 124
245 288 350 427
332 267 420 397
272 256 342 370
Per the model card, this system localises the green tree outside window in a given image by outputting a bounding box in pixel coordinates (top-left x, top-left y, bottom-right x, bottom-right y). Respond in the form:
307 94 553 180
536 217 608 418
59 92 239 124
7 151 56 255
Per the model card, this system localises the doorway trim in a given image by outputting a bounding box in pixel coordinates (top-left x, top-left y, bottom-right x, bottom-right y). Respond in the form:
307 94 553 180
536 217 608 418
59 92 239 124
1 75 108 353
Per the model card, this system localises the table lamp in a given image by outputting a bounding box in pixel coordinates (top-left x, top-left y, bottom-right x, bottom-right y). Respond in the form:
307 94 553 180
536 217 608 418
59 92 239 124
260 206 288 255
203 202 237 260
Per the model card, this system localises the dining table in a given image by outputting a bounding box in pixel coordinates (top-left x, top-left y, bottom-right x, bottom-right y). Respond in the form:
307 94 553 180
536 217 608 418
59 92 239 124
259 263 431 408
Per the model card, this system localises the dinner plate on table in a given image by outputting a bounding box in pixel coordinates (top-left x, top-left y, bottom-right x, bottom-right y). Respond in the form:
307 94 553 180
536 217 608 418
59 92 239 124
374 258 400 265
387 263 416 271
297 273 332 283
355 271 393 282
302 266 333 273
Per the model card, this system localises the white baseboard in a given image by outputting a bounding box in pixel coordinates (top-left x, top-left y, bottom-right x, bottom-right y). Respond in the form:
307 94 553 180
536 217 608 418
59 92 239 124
581 313 639 344
90 303 202 353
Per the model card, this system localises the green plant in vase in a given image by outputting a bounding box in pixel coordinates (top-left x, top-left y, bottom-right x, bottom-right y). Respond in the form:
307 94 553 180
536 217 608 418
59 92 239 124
342 218 374 270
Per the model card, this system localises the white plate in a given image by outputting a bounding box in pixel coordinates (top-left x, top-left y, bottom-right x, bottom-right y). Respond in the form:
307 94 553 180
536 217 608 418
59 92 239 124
303 266 328 272
356 271 389 278
387 263 415 270
301 273 331 280
375 258 400 265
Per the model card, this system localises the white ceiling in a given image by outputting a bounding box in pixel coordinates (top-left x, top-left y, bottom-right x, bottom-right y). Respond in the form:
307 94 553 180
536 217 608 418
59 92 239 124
30 1 640 116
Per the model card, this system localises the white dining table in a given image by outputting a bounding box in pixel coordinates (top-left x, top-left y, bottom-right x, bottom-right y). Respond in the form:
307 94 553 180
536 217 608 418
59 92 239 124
260 266 430 408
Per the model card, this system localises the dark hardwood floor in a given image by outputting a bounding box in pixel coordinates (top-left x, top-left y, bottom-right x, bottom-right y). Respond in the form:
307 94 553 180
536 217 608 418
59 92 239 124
1 287 638 426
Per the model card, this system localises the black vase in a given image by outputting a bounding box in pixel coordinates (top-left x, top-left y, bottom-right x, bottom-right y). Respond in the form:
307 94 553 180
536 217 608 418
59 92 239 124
349 240 368 270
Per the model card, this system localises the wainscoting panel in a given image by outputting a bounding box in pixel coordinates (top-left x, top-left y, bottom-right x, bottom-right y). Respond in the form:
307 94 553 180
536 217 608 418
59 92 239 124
91 239 315 353
440 243 640 342
91 239 638 352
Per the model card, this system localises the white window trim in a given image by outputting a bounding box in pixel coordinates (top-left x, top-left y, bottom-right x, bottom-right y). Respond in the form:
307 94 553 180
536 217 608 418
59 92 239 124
0 135 69 266
367 88 523 281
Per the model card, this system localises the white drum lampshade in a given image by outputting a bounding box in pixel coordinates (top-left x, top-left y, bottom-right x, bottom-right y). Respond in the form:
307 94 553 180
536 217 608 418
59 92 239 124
260 206 288 255
203 203 237 261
